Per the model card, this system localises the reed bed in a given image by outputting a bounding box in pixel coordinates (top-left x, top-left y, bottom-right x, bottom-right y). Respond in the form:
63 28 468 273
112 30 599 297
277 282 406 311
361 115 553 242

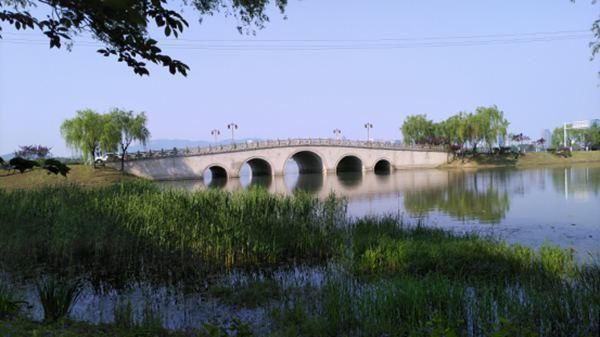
0 182 346 285
271 273 599 337
0 182 598 336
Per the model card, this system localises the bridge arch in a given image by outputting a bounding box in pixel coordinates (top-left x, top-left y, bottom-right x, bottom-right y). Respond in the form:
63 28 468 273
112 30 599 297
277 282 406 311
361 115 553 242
203 164 228 187
286 150 326 175
239 156 274 178
203 164 228 180
335 154 364 174
374 158 393 175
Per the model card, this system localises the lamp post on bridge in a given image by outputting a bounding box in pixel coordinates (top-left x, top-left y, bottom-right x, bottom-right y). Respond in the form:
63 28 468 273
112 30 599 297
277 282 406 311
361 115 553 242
333 128 342 140
364 122 373 142
227 122 238 143
211 129 220 144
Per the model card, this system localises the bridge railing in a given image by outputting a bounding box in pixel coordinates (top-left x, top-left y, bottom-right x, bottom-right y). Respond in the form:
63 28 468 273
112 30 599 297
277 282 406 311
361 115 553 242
121 138 447 161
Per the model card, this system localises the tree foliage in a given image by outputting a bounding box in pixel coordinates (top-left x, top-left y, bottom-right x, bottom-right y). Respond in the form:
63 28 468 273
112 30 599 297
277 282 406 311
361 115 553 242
401 106 509 153
60 108 150 167
551 122 600 148
0 0 288 76
401 114 435 145
105 109 151 171
42 158 70 177
8 157 40 173
60 109 111 164
14 144 51 160
551 127 564 147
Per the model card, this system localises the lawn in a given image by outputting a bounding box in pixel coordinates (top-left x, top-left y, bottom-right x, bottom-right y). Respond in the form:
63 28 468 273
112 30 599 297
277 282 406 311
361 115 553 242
0 165 140 190
442 150 600 168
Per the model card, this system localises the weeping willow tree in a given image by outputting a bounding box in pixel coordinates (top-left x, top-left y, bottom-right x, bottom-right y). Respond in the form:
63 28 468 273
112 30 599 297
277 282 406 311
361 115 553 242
61 109 150 167
61 110 103 164
105 109 151 171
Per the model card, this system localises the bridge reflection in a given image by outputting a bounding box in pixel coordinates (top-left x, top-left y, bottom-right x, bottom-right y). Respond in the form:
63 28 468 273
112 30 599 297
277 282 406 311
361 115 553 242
158 168 510 224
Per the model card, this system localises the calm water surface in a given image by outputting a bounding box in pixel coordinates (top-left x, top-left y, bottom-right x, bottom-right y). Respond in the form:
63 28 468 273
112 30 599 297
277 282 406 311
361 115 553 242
159 164 600 259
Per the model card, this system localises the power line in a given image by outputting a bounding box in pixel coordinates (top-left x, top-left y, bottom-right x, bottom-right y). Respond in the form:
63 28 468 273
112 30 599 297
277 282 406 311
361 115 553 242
0 28 590 42
0 30 592 51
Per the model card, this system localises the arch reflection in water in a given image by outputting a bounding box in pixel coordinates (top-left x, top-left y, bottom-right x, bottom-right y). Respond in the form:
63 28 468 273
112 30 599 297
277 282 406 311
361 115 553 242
337 172 363 188
291 173 324 193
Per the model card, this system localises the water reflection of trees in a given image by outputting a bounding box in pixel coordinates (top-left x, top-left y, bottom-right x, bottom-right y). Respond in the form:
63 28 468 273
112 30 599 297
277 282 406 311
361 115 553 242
551 166 600 197
404 172 510 224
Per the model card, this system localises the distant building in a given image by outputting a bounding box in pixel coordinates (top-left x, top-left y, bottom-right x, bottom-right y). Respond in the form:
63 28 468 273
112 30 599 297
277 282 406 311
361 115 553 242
569 119 600 130
541 129 551 149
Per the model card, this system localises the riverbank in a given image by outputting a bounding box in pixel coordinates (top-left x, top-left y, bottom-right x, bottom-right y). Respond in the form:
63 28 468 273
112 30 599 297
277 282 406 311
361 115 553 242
0 183 598 336
0 165 140 190
441 151 600 169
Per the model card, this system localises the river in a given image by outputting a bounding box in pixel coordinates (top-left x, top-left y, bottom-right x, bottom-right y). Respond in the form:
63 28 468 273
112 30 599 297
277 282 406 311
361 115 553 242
158 164 600 260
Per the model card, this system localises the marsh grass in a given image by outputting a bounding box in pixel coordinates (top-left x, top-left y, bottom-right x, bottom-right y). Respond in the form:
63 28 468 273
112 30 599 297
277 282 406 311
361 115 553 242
0 182 598 336
0 182 345 286
35 274 82 322
349 217 580 283
0 281 27 319
270 274 599 337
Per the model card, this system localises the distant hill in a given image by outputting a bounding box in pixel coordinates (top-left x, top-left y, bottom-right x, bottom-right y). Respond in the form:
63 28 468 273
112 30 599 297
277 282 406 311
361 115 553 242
128 138 261 153
1 153 13 161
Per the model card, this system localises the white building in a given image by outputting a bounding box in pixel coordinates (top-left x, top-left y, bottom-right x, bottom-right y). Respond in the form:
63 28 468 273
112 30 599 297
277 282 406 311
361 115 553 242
569 119 600 130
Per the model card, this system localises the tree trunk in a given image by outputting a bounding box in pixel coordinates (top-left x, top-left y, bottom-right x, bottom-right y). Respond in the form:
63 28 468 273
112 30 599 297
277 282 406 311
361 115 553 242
90 148 96 168
120 144 128 173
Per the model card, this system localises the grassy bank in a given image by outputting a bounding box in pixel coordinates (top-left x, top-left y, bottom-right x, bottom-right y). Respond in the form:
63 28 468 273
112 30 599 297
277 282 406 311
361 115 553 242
442 150 600 168
0 183 598 336
0 165 140 190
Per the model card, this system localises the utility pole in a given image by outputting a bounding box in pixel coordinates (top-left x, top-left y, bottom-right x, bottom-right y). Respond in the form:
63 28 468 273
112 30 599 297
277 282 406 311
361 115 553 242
227 123 238 143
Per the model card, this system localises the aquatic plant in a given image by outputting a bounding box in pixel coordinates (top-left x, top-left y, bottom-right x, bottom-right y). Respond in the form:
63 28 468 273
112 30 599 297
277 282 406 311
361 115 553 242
35 274 82 322
0 281 27 319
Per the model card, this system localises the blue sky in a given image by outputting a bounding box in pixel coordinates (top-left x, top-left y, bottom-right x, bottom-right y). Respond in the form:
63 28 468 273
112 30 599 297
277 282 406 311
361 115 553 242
1 0 599 156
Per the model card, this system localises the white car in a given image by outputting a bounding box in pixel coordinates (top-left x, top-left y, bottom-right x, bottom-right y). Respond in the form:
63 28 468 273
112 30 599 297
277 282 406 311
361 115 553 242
94 153 120 164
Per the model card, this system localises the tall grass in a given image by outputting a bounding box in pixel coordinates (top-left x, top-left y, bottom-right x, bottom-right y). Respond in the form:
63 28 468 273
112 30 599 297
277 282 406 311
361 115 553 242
271 274 599 337
35 274 82 322
349 217 579 283
0 182 346 285
0 182 598 335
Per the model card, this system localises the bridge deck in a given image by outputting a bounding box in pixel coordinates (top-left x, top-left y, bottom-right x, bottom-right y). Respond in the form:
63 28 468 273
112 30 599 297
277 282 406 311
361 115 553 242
121 138 447 161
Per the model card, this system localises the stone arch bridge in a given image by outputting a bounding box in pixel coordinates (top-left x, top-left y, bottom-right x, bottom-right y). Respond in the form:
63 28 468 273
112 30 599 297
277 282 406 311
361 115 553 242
113 139 449 181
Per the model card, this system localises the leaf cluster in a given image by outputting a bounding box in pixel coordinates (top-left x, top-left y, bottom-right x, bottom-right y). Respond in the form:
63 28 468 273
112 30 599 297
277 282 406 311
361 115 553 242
13 144 51 160
400 105 509 152
0 0 288 75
